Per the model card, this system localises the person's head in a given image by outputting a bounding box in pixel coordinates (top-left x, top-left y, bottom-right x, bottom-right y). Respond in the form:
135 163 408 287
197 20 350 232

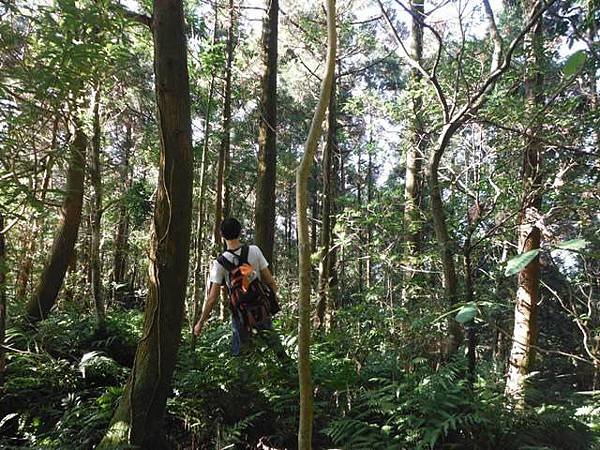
220 218 242 241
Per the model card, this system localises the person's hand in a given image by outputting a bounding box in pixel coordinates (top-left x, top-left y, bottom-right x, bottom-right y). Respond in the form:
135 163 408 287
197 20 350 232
193 321 203 337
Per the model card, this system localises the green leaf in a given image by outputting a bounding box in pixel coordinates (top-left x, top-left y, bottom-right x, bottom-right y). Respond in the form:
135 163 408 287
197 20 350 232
555 238 589 251
563 50 587 78
455 303 477 324
504 249 540 276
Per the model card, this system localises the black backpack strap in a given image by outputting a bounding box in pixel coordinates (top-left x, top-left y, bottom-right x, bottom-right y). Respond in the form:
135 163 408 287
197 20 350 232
217 254 236 272
240 245 250 265
218 245 249 272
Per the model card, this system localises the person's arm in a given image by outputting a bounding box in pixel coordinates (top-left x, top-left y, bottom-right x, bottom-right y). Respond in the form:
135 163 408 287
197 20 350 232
193 282 221 336
260 267 277 294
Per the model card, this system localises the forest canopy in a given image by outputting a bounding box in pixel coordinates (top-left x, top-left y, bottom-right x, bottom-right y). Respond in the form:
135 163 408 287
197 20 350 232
0 0 598 449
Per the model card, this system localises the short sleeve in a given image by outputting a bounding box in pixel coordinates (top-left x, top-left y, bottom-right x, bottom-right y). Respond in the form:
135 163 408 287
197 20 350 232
209 259 226 285
253 245 269 270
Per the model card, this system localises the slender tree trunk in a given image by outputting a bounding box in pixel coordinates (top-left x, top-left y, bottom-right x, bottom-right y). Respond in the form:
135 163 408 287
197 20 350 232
505 1 544 404
191 2 219 333
285 180 292 255
90 84 105 333
366 143 373 289
429 124 463 355
296 1 336 447
338 143 345 302
0 213 6 379
254 0 278 265
310 187 318 255
224 136 231 219
98 0 193 446
26 122 87 322
316 76 336 328
464 225 477 386
328 129 340 310
402 0 425 299
356 147 364 295
17 122 57 300
16 228 35 299
214 0 234 247
112 123 132 303
588 0 599 157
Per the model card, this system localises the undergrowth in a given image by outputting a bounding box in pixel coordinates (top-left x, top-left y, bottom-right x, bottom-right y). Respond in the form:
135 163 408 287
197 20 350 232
0 303 597 449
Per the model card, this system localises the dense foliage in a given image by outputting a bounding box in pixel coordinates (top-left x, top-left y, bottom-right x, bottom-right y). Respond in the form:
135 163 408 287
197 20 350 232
0 0 598 448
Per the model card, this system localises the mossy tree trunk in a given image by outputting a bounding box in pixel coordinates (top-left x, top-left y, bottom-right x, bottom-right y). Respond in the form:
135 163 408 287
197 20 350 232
98 0 193 446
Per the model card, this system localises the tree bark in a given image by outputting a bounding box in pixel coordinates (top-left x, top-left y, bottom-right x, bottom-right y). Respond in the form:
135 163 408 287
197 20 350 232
254 0 278 266
296 0 336 448
90 84 105 332
316 76 336 328
429 123 463 355
356 146 364 294
213 0 235 247
464 223 477 386
505 0 544 404
191 1 219 333
0 213 6 379
366 140 373 289
112 123 133 304
402 0 425 298
587 0 599 157
16 121 57 300
98 0 193 446
26 122 87 322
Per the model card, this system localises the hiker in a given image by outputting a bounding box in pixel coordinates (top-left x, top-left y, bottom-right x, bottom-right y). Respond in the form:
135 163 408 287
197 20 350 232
193 218 286 359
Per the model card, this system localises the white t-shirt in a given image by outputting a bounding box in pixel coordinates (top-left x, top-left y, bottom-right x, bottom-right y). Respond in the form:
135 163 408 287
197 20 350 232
209 245 269 288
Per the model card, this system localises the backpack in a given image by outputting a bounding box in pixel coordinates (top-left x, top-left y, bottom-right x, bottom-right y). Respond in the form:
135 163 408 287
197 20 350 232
217 245 280 331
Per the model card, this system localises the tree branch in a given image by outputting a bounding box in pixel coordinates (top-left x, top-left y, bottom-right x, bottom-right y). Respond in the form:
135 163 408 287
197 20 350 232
112 2 152 29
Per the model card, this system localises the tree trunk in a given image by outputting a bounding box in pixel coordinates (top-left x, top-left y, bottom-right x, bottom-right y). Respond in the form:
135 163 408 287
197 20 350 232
17 121 57 300
366 142 373 289
112 123 133 304
191 2 219 333
402 0 425 298
316 76 336 328
505 0 544 404
285 180 292 255
328 128 340 310
0 213 6 379
214 0 234 247
90 84 105 332
98 0 193 446
254 0 278 266
588 0 599 157
464 225 477 386
296 1 336 448
356 146 364 295
26 122 87 322
429 124 463 355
